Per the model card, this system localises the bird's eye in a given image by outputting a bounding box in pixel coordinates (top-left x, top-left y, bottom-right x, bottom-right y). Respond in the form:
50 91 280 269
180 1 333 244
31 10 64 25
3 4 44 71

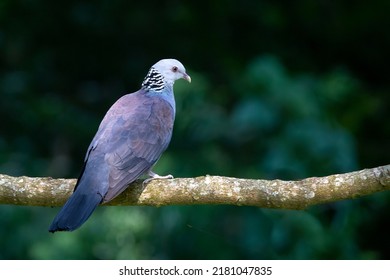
172 66 178 72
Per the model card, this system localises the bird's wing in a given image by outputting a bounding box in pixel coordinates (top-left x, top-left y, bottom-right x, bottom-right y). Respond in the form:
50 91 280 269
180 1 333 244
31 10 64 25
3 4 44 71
92 92 175 202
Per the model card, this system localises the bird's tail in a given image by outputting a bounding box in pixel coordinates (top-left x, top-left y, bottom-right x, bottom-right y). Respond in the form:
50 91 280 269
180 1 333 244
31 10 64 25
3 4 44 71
48 179 103 233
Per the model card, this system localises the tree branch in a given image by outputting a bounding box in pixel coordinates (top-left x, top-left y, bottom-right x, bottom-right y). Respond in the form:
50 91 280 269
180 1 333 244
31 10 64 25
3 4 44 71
0 165 389 210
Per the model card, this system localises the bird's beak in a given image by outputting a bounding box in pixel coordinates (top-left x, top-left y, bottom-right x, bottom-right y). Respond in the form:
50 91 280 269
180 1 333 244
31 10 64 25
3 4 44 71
183 73 191 83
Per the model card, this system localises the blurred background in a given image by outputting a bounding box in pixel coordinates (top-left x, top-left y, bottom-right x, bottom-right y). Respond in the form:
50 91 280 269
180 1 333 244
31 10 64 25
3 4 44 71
0 0 389 259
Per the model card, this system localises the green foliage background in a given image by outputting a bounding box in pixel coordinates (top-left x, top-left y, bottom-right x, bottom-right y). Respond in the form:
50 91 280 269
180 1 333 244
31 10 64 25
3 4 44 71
0 0 389 259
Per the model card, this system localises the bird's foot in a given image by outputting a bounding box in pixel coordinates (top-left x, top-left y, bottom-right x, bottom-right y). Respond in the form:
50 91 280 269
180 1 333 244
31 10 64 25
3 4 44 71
142 170 174 186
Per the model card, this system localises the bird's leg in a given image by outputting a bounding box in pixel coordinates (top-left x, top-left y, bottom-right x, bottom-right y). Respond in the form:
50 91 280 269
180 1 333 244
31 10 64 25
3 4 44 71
142 170 174 186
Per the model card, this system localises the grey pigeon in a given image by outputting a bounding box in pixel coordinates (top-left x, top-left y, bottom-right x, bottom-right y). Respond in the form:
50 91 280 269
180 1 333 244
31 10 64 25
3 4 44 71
49 59 191 232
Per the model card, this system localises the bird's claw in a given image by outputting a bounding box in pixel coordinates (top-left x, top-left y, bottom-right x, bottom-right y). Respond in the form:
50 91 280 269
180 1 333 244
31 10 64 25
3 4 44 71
142 171 174 187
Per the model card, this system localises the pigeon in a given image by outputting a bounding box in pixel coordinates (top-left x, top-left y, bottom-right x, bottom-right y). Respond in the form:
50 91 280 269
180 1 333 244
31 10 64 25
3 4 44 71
49 59 191 232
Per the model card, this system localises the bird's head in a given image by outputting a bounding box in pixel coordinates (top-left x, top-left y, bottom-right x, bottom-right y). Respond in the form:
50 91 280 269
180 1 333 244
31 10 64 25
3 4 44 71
142 59 191 92
153 58 191 84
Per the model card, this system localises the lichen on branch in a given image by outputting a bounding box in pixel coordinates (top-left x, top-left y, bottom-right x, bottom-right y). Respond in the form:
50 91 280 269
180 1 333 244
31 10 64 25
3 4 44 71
0 165 389 209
